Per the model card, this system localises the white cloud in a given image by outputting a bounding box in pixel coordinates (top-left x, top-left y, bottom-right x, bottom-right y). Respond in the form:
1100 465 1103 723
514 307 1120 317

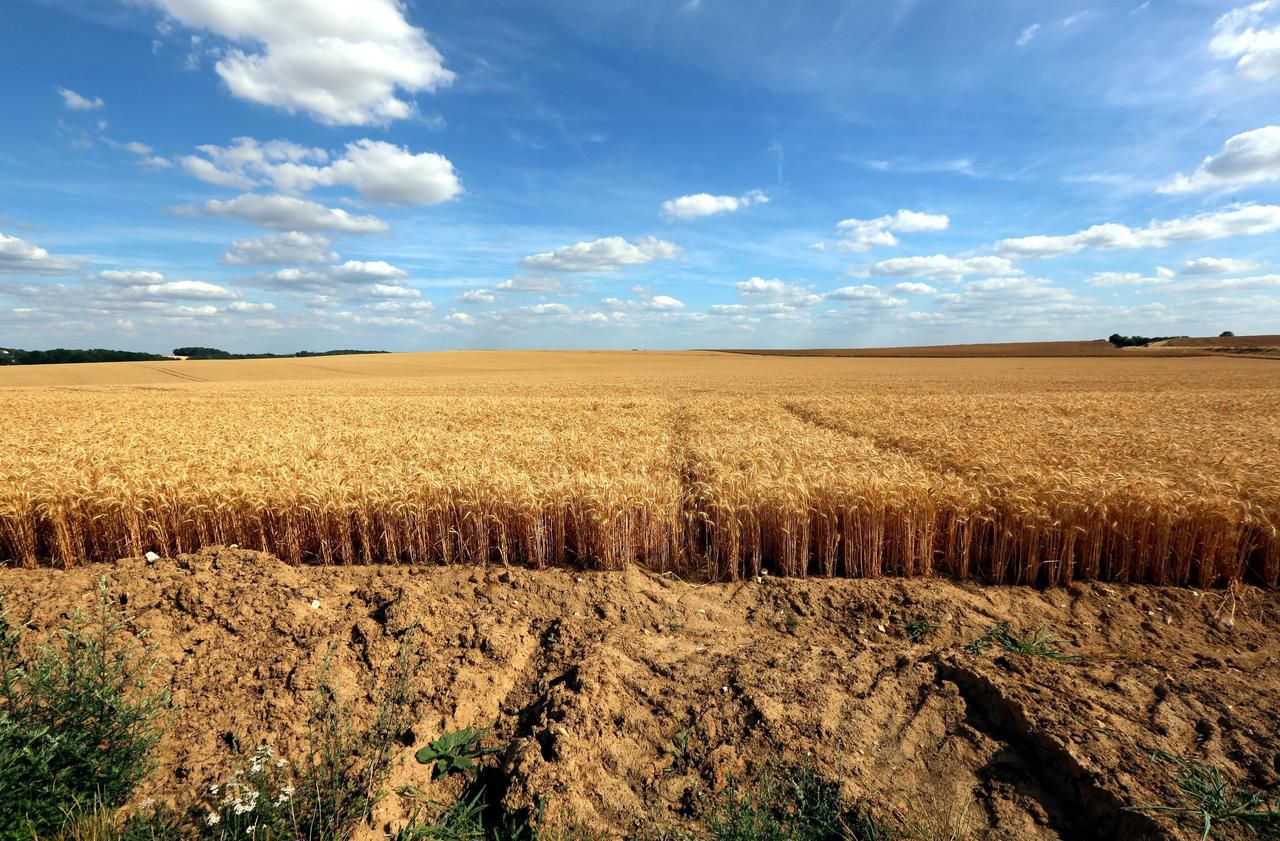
995 205 1280 258
1017 23 1042 46
201 194 389 232
1169 274 1280 293
324 140 460 204
445 311 474 325
227 301 276 313
825 284 906 307
526 302 572 316
181 155 260 189
457 289 497 304
246 259 410 294
661 189 767 220
146 0 455 125
0 233 78 274
133 279 240 300
369 283 420 298
1210 0 1280 82
1084 268 1176 287
181 137 462 205
1182 257 1266 275
57 87 104 110
221 231 338 265
601 286 685 312
97 270 240 300
494 275 569 295
833 209 949 252
1160 126 1280 193
892 281 937 295
124 141 152 155
859 254 1019 280
99 270 167 285
735 277 823 306
520 236 681 272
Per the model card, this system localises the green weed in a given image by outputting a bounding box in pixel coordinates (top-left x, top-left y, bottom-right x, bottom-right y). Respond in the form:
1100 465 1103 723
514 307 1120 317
0 581 170 840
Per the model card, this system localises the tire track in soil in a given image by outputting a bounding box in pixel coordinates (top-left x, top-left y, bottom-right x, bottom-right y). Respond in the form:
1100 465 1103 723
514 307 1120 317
934 657 1172 840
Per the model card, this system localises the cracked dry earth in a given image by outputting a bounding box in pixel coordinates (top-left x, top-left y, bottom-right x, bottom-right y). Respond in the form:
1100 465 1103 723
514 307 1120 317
2 548 1277 840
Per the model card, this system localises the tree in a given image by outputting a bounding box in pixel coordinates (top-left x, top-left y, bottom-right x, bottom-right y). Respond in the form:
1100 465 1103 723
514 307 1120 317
1220 331 1234 337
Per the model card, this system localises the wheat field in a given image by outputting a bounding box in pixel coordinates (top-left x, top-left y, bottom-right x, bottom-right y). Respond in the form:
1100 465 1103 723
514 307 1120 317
2 351 1277 586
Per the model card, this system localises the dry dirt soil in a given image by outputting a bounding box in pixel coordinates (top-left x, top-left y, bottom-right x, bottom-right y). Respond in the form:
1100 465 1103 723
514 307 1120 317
2 548 1277 840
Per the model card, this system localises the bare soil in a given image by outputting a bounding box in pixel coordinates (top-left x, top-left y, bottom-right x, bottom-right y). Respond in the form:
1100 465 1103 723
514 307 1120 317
2 548 1277 840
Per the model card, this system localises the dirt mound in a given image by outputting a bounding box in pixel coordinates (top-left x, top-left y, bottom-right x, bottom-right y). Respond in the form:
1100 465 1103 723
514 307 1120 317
2 548 1277 839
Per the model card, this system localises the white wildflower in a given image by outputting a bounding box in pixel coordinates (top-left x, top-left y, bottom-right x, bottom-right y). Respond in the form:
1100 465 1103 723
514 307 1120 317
139 797 156 809
205 811 221 826
231 788 260 814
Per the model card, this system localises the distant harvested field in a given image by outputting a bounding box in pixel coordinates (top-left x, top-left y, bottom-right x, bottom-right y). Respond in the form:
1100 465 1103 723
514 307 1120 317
1157 334 1280 348
2 351 1277 586
711 339 1123 357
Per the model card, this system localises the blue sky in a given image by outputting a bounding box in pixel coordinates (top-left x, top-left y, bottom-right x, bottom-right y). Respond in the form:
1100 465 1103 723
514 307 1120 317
2 0 1279 352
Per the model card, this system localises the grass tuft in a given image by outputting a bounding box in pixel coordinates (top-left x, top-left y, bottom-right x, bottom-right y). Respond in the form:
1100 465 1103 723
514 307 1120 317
963 622 1078 662
1130 752 1280 840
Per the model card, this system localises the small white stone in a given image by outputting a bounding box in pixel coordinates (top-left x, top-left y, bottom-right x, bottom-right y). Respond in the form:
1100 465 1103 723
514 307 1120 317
876 623 886 633
309 599 320 609
721 685 729 693
144 551 160 562
575 576 584 583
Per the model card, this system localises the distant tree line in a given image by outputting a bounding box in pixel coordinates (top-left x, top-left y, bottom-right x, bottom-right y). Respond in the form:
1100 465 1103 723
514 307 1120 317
0 347 389 366
0 348 169 365
1106 333 1188 348
174 347 388 360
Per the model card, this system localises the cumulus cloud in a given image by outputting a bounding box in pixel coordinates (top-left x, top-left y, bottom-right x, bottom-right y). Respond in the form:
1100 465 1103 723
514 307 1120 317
199 194 389 233
1210 0 1280 81
57 87 104 110
145 0 455 125
99 269 167 285
245 259 411 295
825 284 906 307
494 275 570 295
97 270 240 300
227 301 276 313
0 233 79 275
1017 23 1042 46
1085 267 1176 287
892 282 937 295
858 254 1019 280
735 277 823 306
995 205 1280 258
520 236 680 272
660 189 767 220
457 289 497 304
1168 274 1280 293
601 288 684 311
1182 256 1266 274
221 231 339 265
833 209 950 252
181 137 461 205
1160 126 1280 193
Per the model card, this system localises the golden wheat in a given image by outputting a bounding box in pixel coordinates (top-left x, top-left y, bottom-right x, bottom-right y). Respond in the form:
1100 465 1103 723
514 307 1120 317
1 351 1276 586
